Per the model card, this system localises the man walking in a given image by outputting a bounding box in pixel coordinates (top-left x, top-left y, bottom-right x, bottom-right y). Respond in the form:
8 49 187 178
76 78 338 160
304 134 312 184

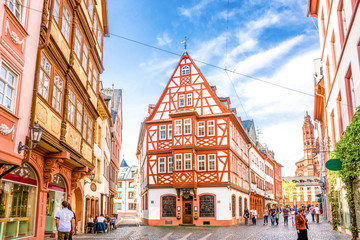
314 204 320 223
55 201 75 240
309 205 315 222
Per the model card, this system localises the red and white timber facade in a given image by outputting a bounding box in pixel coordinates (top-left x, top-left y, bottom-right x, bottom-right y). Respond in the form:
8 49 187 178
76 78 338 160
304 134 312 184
137 52 260 226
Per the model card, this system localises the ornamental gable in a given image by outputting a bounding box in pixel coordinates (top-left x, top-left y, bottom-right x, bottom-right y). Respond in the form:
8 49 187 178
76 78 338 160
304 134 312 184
147 54 228 121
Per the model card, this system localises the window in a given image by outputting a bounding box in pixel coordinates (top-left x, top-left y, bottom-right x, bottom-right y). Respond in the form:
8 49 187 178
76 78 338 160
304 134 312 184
38 54 51 101
168 157 173 173
76 100 82 132
129 182 134 188
87 118 92 143
184 119 191 135
88 60 92 84
208 154 216 171
198 121 205 136
338 0 347 45
200 195 214 217
82 44 88 71
128 192 134 199
179 94 185 107
117 203 121 210
159 125 166 140
97 125 101 147
244 198 247 210
162 196 176 217
232 195 236 217
67 89 75 124
117 182 122 188
53 0 60 22
61 5 71 43
345 69 356 121
87 0 94 20
129 203 136 210
186 93 192 106
198 155 205 171
8 0 24 23
92 68 98 92
182 65 190 75
117 192 122 198
175 120 182 135
51 72 63 113
168 124 172 139
239 197 242 217
175 154 182 170
74 26 82 59
0 64 17 111
208 121 215 136
83 112 87 139
184 153 192 170
159 157 166 173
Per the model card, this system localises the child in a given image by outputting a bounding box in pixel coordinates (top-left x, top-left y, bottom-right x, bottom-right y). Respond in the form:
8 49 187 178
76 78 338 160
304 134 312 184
275 210 279 225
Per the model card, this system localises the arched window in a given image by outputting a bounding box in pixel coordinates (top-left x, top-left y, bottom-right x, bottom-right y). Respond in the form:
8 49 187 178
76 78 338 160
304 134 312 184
244 198 248 210
239 197 242 217
181 65 190 75
162 196 176 217
232 195 236 217
200 195 214 217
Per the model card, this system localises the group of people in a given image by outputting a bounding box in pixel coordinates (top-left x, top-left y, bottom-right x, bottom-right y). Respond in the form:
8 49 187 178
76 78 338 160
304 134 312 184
55 200 118 240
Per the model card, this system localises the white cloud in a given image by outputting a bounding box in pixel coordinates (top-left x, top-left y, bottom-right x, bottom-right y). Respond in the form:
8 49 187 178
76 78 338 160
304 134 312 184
157 33 172 46
179 0 214 18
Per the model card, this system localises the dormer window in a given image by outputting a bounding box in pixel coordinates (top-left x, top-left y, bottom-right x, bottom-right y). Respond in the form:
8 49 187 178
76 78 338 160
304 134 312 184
181 65 190 75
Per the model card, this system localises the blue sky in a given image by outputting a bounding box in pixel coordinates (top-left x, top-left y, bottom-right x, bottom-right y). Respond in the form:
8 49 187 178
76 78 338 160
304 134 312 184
101 0 321 176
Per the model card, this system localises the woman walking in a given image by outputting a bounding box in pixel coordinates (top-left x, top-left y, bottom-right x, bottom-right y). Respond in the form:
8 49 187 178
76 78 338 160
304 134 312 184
263 208 269 225
291 208 296 226
283 207 289 225
270 211 276 226
295 208 309 240
243 209 249 225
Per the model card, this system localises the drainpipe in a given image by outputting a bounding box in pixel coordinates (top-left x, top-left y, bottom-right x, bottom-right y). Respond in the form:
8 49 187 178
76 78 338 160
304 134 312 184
0 0 55 180
247 143 253 211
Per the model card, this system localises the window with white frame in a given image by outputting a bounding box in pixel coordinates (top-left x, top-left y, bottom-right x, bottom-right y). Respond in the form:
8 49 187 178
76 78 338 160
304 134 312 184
52 72 63 113
74 26 82 59
82 44 88 71
184 119 191 135
198 121 205 137
53 0 60 23
8 0 24 23
179 94 185 107
175 154 182 170
208 154 216 171
198 155 205 171
208 120 215 136
38 54 51 101
159 157 166 173
0 64 17 112
168 125 172 139
184 153 192 170
186 93 192 106
76 100 82 132
87 0 94 20
61 5 71 43
67 89 75 125
168 157 173 172
182 65 190 75
159 125 166 140
175 120 182 135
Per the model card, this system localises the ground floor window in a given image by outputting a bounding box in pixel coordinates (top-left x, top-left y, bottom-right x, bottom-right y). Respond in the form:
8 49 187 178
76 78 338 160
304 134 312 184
129 203 136 210
239 197 242 217
199 195 214 217
232 195 236 217
0 164 37 239
244 198 248 210
162 196 176 217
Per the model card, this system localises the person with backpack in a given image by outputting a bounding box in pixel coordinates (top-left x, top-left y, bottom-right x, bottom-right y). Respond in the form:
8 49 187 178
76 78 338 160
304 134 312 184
243 209 250 224
283 207 289 225
309 204 315 222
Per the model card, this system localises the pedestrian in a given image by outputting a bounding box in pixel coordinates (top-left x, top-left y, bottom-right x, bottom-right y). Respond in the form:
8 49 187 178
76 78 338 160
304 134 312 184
251 209 257 225
295 208 309 240
314 204 320 223
283 207 289 225
275 210 280 225
67 204 76 240
270 211 275 226
110 214 117 229
291 208 296 226
263 208 269 225
309 205 315 222
55 201 75 240
243 209 249 224
294 205 298 216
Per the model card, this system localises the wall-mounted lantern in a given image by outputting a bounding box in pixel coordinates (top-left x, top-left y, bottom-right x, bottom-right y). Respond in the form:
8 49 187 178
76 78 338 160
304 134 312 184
18 122 45 154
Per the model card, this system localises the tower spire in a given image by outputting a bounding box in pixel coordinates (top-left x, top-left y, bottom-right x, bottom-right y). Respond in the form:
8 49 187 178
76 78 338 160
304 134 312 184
180 36 188 54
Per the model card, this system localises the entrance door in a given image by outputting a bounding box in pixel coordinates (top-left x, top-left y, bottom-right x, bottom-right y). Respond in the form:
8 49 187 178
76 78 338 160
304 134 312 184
182 196 193 224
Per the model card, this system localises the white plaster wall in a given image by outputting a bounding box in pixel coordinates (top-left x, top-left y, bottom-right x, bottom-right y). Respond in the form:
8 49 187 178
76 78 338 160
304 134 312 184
148 188 177 220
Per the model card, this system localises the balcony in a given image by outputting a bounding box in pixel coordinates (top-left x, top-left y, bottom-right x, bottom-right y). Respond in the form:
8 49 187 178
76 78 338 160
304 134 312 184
172 170 197 188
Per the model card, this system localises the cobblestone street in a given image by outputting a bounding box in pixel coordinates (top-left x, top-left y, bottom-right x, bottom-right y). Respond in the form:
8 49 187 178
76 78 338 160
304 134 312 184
74 216 348 240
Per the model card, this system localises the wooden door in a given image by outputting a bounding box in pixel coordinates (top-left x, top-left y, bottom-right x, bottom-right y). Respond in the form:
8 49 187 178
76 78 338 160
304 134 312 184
182 197 193 224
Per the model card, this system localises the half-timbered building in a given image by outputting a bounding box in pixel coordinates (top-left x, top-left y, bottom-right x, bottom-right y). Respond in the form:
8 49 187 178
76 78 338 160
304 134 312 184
137 52 255 226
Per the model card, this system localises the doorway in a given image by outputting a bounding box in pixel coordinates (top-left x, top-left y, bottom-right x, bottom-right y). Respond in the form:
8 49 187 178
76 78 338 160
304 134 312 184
182 196 193 224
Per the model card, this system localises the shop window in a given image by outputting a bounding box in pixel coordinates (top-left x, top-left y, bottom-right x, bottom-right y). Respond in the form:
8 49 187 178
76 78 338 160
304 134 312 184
162 196 176 217
0 64 17 112
0 164 37 238
200 195 214 218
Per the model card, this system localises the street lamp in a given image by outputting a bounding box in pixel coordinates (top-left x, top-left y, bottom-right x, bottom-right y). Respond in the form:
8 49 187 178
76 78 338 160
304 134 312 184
18 122 45 154
84 172 96 184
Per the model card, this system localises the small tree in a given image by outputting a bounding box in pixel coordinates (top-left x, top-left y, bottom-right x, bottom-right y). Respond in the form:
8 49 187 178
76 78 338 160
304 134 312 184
282 180 298 207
